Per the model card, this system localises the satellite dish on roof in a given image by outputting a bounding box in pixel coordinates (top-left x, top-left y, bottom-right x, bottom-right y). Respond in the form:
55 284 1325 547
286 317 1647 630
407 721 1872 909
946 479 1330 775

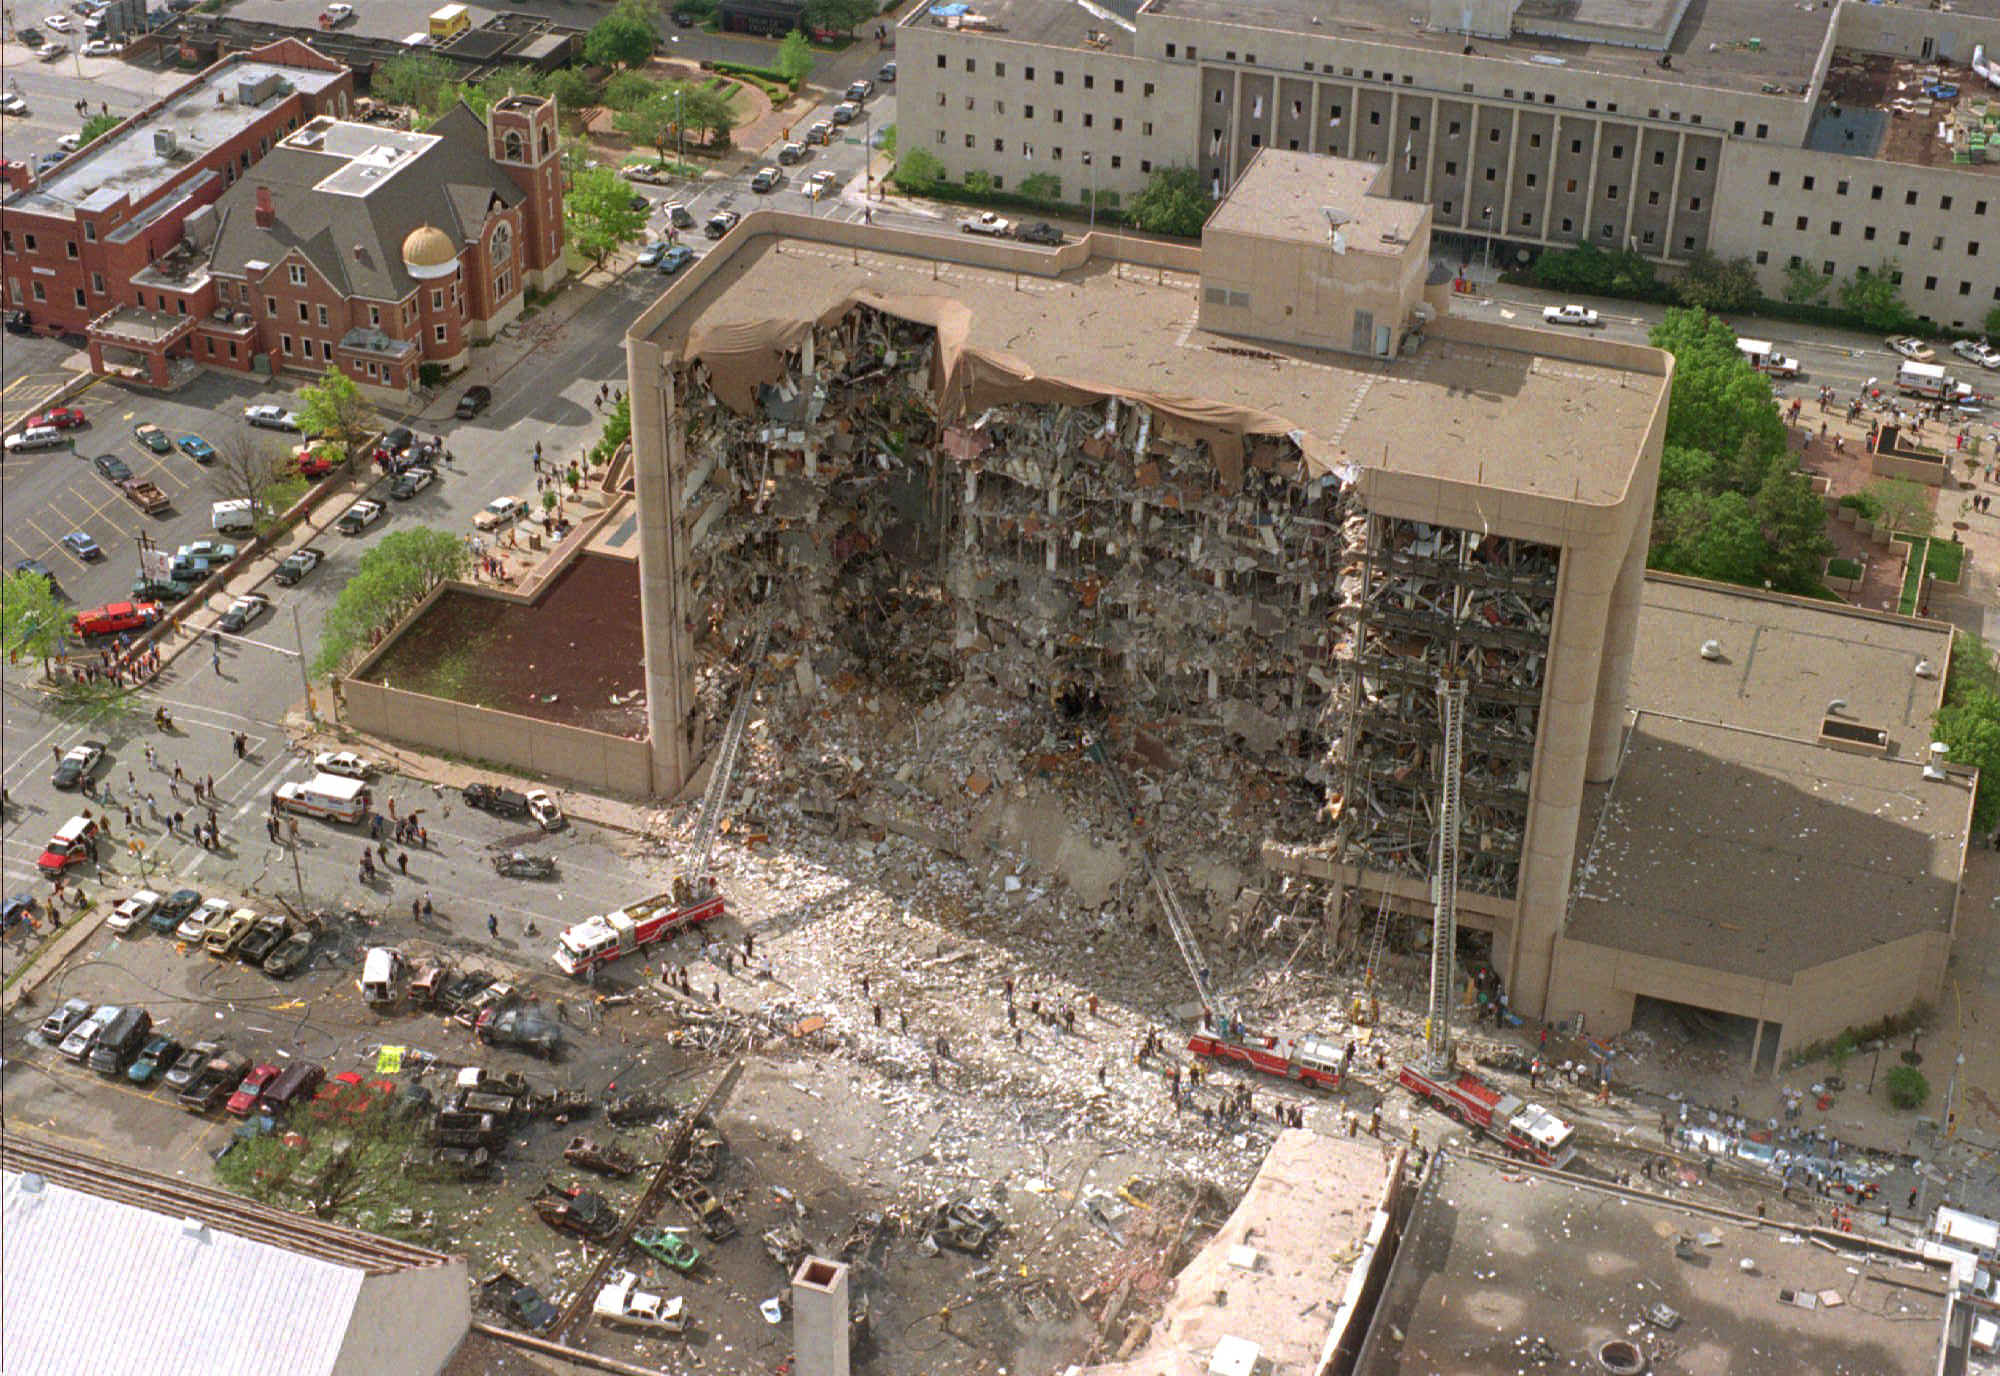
1322 206 1351 253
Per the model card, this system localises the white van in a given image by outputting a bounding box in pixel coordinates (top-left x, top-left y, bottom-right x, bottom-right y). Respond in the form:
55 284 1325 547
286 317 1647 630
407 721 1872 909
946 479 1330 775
273 773 370 824
211 499 256 534
5 425 70 453
361 946 403 1005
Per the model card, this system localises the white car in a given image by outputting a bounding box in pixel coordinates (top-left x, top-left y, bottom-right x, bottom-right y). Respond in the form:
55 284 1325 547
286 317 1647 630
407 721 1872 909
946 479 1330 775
336 499 384 534
243 404 301 431
1886 335 1935 362
960 212 1011 237
1949 339 2000 370
474 496 528 531
594 1271 687 1333
178 896 229 943
313 750 374 780
56 133 81 152
80 37 119 56
0 93 27 116
107 889 161 935
806 169 836 199
43 13 72 30
218 593 270 633
526 789 565 831
1542 304 1600 327
323 2 354 20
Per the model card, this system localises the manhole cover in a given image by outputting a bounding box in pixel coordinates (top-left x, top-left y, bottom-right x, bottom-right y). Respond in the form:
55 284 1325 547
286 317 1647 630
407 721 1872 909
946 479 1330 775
1598 1339 1646 1374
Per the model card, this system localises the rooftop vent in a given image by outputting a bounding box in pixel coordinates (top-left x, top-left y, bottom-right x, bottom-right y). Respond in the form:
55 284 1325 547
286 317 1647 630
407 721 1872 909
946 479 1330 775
1820 716 1889 755
182 1217 210 1240
18 1173 44 1194
153 129 178 158
1916 658 1935 678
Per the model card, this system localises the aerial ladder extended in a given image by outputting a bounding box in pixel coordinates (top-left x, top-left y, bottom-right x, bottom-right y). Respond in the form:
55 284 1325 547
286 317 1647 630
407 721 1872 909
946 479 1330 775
686 613 772 888
1086 731 1347 1091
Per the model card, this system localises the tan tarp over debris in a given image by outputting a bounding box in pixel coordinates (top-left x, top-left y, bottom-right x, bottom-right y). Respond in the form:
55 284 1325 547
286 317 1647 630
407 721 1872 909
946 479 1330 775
681 289 1313 491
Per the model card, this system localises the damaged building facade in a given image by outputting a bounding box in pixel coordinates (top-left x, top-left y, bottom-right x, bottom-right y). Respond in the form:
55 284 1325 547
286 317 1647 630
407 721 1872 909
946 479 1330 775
623 153 1669 1023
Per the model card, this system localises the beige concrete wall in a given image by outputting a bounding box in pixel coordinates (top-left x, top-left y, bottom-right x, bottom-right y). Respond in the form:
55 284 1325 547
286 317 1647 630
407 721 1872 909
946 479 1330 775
1836 4 2000 64
1199 210 1431 356
330 1263 470 1376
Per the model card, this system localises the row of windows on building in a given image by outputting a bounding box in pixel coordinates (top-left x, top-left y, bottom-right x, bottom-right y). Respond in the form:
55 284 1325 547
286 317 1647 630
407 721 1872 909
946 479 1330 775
1757 211 1984 257
1765 171 1986 215
1762 255 1999 300
1155 42 1780 134
936 52 1156 98
938 93 1156 137
936 130 1141 174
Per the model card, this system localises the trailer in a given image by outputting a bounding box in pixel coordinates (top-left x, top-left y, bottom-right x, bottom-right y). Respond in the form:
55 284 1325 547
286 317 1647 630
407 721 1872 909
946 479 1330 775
552 884 725 976
1186 1024 1344 1090
1397 1063 1578 1168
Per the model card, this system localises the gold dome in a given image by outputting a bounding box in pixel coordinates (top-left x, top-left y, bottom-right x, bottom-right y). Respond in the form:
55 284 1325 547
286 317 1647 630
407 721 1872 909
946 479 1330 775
401 224 456 268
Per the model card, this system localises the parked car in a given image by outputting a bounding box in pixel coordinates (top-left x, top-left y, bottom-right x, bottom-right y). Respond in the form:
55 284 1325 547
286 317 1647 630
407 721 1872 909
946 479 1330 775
263 929 316 978
15 559 56 589
61 531 102 562
217 593 270 633
845 78 873 102
632 1225 701 1271
1541 303 1601 327
237 914 290 965
1951 339 2000 369
806 169 836 199
243 404 300 431
258 1059 324 1114
72 602 158 640
389 465 435 503
476 1002 562 1058
1015 221 1063 246
463 782 529 818
179 1052 250 1111
178 538 237 564
4 425 70 453
750 166 781 192
704 209 740 239
128 1034 184 1085
59 1005 120 1060
336 500 384 534
805 120 834 146
877 60 896 83
275 546 324 585
132 576 196 603
107 888 161 935
0 92 28 114
1885 335 1935 361
831 101 860 125
636 240 668 267
960 212 1011 237
178 434 216 463
226 1063 282 1116
663 201 694 229
178 896 229 943
150 888 201 934
204 907 256 958
777 141 806 165
314 750 375 779
473 496 528 530
293 443 339 478
50 739 105 790
92 453 132 482
455 385 492 419
37 814 101 873
88 1007 152 1075
133 422 172 452
487 1274 561 1335
162 1039 221 1093
30 405 86 429
38 997 94 1045
531 1183 618 1239
593 1271 686 1333
659 245 694 275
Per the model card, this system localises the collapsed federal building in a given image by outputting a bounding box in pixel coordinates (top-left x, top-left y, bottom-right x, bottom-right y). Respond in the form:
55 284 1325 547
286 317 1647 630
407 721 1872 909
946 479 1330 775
620 150 1968 1061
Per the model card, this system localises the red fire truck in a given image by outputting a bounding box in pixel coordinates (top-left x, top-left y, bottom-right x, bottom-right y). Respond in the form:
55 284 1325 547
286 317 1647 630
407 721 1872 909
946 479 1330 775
553 882 724 977
1187 1024 1344 1090
1397 1064 1578 1168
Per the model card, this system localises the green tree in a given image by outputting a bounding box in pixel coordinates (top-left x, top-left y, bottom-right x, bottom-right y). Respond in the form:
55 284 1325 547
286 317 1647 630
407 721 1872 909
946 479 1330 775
680 83 734 146
1863 476 1934 536
373 52 454 107
584 7 656 68
541 65 599 118
1885 1064 1931 1111
963 169 994 195
895 147 944 191
563 164 648 269
1838 262 1915 332
1652 490 1768 585
1671 251 1760 313
1934 691 2000 833
614 89 681 158
1751 465 1834 596
1127 165 1212 238
878 123 896 160
1 568 68 677
1987 305 2000 343
313 528 471 676
296 369 378 465
1647 308 1787 469
77 111 121 148
1780 259 1828 305
1526 244 1659 299
777 30 815 86
801 0 874 32
215 1079 427 1222
1945 631 2000 710
210 429 296 532
601 69 657 112
1018 172 1062 204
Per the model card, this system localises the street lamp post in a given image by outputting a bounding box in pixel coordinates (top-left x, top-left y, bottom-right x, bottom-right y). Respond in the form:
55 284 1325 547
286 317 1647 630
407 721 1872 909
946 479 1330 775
1085 150 1096 232
675 86 684 170
1481 207 1493 276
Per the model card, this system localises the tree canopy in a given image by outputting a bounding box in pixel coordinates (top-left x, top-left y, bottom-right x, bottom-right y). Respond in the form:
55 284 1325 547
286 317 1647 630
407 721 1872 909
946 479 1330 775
373 52 455 107
1126 165 1212 238
801 0 875 32
1838 262 1916 332
1670 252 1759 314
563 164 649 268
777 30 815 86
614 89 682 158
78 111 121 147
313 527 470 676
2 568 68 676
583 3 656 68
1643 307 1830 596
296 368 377 463
1936 632 2000 834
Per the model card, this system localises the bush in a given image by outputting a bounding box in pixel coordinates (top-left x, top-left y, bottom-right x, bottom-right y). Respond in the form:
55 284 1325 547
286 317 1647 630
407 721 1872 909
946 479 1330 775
418 362 446 389
1885 1064 1930 1110
1825 557 1863 581
1837 491 1883 521
1522 244 1667 301
713 60 798 93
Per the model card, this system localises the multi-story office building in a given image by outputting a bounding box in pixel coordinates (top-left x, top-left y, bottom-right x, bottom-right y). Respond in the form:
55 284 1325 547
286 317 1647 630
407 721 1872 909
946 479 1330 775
898 0 2000 331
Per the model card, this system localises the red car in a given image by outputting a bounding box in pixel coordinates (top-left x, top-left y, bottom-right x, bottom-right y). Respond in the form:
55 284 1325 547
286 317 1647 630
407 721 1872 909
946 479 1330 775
310 1070 398 1118
37 815 101 875
225 1063 281 1117
71 601 160 637
293 444 338 478
30 406 87 429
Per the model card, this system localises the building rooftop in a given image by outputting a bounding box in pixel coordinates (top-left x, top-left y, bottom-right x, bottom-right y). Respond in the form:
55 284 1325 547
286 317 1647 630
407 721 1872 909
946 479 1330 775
1565 576 1967 978
1134 0 2000 99
1814 51 2000 178
902 0 1141 54
1077 1129 1391 1376
634 218 1662 505
1355 1150 1954 1376
6 59 346 217
1 1131 460 1376
1206 149 1427 256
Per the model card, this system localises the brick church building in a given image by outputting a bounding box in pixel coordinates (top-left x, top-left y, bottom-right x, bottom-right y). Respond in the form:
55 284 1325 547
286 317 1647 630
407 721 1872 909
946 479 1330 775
0 39 565 395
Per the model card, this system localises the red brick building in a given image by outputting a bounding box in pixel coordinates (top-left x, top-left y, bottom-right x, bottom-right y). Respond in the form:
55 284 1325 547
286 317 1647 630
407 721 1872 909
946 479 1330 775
1 40 566 394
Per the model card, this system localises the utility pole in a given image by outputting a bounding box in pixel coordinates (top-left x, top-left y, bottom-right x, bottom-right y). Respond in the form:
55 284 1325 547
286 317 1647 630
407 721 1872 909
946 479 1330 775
675 86 683 170
1481 207 1493 277
292 603 315 722
1085 150 1096 232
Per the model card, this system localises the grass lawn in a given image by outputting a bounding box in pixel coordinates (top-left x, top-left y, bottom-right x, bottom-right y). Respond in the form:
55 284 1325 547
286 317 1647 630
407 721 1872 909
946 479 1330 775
1827 557 1864 581
1893 534 1967 613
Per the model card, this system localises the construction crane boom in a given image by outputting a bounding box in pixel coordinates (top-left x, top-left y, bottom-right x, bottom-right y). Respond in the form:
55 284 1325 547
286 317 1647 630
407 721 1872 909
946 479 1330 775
1085 732 1220 1018
1424 671 1468 1078
688 617 771 884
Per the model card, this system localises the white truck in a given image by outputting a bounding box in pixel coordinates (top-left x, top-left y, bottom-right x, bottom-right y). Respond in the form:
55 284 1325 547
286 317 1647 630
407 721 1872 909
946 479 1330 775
1897 361 1979 404
1736 338 1802 378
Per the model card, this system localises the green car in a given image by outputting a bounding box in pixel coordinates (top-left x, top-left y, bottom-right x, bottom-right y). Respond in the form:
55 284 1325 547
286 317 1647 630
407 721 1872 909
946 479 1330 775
132 577 195 603
134 423 172 453
630 1226 699 1272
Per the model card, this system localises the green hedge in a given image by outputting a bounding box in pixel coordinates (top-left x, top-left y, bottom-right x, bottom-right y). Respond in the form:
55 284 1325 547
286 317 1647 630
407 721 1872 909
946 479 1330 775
1826 557 1863 581
712 61 798 93
889 163 1127 226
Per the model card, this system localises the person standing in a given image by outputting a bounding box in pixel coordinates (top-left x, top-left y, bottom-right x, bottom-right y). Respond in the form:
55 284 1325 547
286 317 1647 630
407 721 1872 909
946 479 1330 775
486 913 499 938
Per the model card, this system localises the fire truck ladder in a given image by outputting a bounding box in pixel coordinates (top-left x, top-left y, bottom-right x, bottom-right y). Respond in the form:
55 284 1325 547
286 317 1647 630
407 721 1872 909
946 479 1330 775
688 616 771 885
1424 671 1469 1079
1085 733 1220 1020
